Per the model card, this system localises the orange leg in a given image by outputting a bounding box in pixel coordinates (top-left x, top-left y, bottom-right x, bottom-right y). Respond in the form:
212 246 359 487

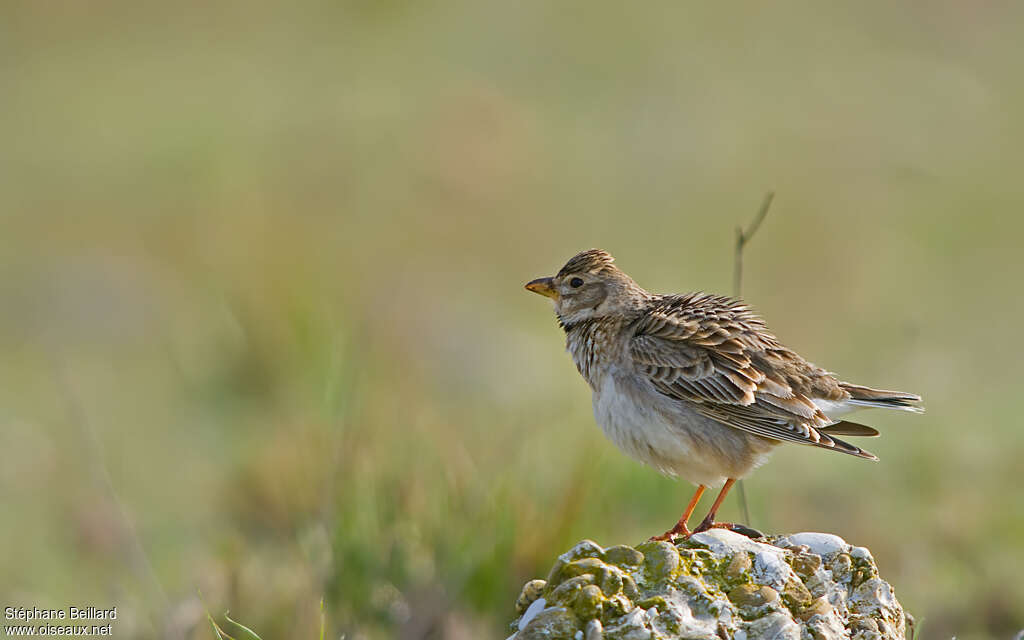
691 478 762 539
651 485 706 541
693 478 736 533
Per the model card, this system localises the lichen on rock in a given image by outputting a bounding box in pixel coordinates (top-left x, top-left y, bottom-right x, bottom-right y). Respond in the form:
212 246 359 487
508 530 907 640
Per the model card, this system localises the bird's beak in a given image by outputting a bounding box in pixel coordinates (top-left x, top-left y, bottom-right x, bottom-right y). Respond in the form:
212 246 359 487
525 277 558 299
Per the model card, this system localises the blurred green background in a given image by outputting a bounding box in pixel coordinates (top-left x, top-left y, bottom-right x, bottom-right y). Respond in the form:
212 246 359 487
2 1 1023 638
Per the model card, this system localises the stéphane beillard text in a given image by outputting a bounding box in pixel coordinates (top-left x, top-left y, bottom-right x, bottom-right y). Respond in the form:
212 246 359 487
5 606 117 621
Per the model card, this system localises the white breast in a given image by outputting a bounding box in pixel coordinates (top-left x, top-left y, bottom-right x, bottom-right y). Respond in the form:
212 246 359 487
590 371 737 487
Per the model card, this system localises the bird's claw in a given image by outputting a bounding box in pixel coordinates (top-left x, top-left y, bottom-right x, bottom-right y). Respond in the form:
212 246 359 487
692 520 764 539
724 523 765 538
649 525 692 542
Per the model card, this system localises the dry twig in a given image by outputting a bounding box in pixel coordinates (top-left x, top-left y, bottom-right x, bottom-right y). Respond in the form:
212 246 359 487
732 191 775 526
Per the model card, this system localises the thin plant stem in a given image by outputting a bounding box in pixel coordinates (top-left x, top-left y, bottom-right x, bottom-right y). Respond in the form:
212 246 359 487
732 191 775 526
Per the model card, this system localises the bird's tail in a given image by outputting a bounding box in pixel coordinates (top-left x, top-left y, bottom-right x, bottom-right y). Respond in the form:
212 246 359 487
839 383 924 414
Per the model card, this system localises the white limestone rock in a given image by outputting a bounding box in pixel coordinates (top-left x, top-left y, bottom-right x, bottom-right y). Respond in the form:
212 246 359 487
509 532 907 640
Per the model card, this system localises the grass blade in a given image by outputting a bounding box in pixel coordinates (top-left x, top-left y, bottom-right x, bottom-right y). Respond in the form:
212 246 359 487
223 612 265 640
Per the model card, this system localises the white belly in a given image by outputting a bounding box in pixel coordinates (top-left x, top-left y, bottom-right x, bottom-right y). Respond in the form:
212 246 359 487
590 372 753 487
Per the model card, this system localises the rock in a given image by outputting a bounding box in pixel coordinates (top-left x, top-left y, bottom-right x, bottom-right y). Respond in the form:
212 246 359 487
724 551 753 582
737 612 801 640
728 584 779 608
637 541 678 578
518 580 548 614
605 545 645 568
520 598 549 630
518 603 580 640
777 533 848 557
508 531 908 640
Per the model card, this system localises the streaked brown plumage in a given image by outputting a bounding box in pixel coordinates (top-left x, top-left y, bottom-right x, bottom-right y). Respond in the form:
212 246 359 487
526 249 922 539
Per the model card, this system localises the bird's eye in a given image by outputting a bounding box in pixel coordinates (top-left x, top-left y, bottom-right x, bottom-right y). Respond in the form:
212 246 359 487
569 277 584 288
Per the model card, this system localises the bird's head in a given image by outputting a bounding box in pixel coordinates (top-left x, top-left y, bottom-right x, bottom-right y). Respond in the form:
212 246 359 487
525 249 648 327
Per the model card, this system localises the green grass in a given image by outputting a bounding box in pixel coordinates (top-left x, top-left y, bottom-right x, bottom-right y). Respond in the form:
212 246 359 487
2 2 1024 639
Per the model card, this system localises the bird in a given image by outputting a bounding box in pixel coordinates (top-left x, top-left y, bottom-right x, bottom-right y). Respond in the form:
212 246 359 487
525 249 922 540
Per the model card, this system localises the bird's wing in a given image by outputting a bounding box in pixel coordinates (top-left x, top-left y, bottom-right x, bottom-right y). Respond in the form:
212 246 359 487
629 293 876 459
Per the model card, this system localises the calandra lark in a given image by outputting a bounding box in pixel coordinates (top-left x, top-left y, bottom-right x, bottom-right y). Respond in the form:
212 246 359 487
526 249 921 540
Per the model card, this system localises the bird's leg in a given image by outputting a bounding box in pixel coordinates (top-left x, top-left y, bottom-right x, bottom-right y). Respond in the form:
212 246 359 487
693 478 735 533
691 478 765 538
651 485 706 541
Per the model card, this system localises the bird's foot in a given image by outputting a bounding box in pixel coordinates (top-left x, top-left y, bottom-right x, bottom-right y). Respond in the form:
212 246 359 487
649 523 692 542
692 516 764 539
